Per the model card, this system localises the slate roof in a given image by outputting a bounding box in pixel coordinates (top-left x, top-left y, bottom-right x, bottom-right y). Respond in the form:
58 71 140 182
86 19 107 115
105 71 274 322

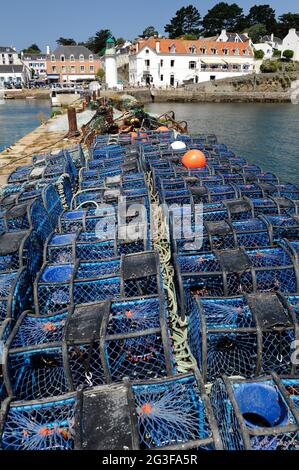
51 45 99 59
0 46 16 53
0 65 24 73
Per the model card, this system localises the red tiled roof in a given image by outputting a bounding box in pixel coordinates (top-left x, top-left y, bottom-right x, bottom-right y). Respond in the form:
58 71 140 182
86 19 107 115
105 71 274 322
131 38 253 56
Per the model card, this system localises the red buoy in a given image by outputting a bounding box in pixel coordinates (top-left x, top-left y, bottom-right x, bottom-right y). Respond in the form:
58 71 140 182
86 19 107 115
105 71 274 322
182 149 206 168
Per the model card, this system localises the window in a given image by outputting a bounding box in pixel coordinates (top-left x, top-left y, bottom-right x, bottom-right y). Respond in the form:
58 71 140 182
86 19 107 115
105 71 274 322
51 65 56 72
211 48 217 55
170 59 175 67
89 54 93 61
189 45 196 54
222 49 229 55
189 61 196 69
232 65 240 69
145 49 149 54
169 44 176 53
51 55 55 62
89 65 94 72
61 66 66 72
233 48 239 55
160 59 163 66
70 54 75 62
80 65 85 72
60 55 65 62
79 54 84 62
145 59 150 67
160 74 163 81
71 66 76 73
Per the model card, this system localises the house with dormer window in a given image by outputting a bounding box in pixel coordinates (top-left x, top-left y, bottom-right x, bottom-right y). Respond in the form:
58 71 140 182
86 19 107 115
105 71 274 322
129 36 254 87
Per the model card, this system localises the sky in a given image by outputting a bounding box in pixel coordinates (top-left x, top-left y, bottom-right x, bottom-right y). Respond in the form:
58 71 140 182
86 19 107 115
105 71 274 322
0 0 297 51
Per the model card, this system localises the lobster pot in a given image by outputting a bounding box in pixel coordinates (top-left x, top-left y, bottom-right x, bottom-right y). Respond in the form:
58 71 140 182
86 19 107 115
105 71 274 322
253 197 298 216
274 183 299 199
244 171 279 184
0 319 13 401
132 373 222 450
175 246 298 318
3 311 69 400
0 230 43 278
171 218 272 255
35 252 163 315
262 215 299 242
281 377 299 415
65 295 174 387
0 394 76 450
188 292 298 382
45 225 150 263
0 268 32 322
235 183 265 199
220 173 245 185
7 166 32 184
42 184 65 229
210 374 299 450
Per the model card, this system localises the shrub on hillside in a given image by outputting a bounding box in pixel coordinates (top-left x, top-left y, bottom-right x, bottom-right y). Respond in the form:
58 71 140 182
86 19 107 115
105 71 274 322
260 60 278 73
282 50 294 61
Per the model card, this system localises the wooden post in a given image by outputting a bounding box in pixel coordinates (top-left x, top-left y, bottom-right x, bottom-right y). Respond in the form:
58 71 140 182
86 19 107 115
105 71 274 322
67 107 79 137
92 91 97 102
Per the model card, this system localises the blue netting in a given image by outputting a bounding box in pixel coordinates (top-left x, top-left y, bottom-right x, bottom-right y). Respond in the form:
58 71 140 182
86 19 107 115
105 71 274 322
1 397 75 450
132 375 214 449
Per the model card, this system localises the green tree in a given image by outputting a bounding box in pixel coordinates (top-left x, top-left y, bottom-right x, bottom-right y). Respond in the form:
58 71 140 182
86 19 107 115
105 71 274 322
254 49 265 59
246 4 277 32
56 37 77 46
22 43 41 54
202 2 245 36
282 49 294 61
247 23 267 43
260 59 278 73
140 26 159 38
165 5 202 39
276 13 299 37
116 37 125 46
97 68 105 82
85 29 114 55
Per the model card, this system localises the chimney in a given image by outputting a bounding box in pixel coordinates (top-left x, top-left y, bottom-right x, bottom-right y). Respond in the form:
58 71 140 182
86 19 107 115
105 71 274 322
271 33 274 42
156 41 160 53
135 42 139 53
46 45 50 55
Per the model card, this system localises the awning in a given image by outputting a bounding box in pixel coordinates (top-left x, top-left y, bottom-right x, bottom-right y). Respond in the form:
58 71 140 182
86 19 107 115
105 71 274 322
222 58 246 64
200 58 225 64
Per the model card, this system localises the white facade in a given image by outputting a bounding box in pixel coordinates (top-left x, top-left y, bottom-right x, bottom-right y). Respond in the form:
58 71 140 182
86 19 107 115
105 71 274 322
21 53 47 79
282 29 299 61
129 40 255 88
0 46 21 66
253 43 274 59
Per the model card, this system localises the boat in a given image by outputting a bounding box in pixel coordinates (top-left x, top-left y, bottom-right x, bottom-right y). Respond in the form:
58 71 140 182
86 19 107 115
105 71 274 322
0 106 298 451
50 83 84 107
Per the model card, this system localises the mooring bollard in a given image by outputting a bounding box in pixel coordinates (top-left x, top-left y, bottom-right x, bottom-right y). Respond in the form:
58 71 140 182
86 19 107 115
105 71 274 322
67 107 79 137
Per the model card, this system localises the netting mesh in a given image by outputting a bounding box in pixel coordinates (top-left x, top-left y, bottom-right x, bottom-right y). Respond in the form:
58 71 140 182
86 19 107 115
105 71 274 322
1 397 75 450
8 348 68 400
11 312 67 348
132 375 213 449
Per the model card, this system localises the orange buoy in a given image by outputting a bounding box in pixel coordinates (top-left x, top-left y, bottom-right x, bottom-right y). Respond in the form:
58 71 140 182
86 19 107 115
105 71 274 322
156 126 169 132
131 131 137 143
182 149 206 169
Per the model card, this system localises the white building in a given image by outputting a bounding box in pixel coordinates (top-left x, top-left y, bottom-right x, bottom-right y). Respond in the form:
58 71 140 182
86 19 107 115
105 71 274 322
0 46 29 85
129 38 255 88
216 30 250 43
282 29 299 61
253 43 274 59
260 34 283 51
21 53 48 79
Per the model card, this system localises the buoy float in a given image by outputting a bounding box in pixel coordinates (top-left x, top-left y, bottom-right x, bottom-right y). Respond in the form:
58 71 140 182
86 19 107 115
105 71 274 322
171 141 186 151
182 149 206 168
131 131 137 143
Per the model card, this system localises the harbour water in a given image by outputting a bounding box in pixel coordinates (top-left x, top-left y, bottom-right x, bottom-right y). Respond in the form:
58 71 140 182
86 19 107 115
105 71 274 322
0 99 51 152
0 100 298 185
148 102 299 185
